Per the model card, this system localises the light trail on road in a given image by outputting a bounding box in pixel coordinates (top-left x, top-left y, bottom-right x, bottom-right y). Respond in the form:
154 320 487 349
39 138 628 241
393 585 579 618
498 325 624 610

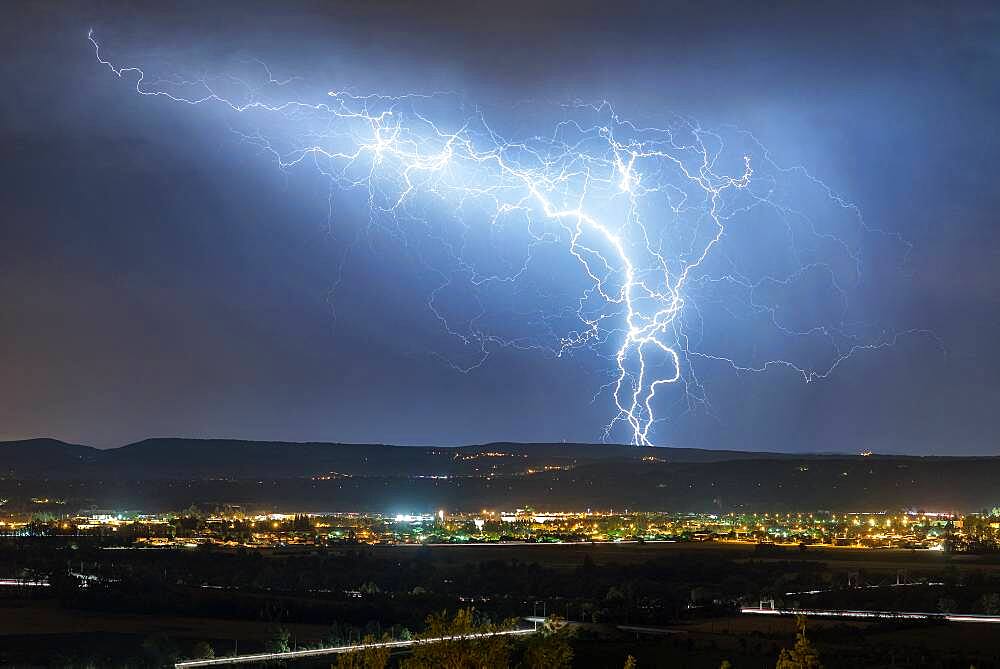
174 627 536 667
741 606 1000 624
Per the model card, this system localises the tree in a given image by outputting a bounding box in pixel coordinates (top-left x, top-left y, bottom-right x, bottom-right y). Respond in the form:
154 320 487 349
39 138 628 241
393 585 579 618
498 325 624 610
266 625 291 653
47 568 80 603
937 597 958 614
401 608 515 669
775 616 821 669
191 641 215 659
519 616 573 669
336 635 391 669
623 656 637 669
141 634 179 667
326 621 353 646
978 592 1000 615
720 662 732 669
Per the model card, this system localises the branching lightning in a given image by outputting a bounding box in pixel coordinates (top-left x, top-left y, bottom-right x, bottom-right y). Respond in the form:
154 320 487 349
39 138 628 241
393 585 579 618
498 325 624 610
89 31 935 446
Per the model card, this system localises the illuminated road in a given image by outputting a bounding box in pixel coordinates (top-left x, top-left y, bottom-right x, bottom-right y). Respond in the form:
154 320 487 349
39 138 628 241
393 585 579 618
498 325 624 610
783 581 945 596
0 578 48 587
174 628 536 667
741 606 1000 624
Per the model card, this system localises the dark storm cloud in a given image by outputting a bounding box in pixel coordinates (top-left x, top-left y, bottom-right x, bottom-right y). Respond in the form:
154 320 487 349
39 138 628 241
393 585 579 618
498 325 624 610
1 1 998 453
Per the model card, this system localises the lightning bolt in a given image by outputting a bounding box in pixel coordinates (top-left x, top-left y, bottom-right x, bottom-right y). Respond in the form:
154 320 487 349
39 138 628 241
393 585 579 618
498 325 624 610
88 31 937 446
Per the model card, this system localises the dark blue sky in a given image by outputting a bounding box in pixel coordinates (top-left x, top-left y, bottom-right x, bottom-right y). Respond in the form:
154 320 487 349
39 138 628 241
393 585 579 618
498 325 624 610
2 1 998 453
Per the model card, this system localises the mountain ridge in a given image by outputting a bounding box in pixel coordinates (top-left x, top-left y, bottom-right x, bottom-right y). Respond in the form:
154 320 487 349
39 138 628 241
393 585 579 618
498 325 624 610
3 437 808 479
4 438 998 512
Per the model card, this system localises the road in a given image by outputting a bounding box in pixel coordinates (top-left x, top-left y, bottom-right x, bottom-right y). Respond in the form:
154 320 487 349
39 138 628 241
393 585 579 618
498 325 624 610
174 628 537 667
741 606 1000 624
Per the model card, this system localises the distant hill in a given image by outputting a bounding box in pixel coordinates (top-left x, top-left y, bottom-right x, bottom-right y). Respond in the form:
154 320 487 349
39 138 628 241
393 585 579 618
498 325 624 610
2 438 998 512
0 438 797 480
0 438 102 478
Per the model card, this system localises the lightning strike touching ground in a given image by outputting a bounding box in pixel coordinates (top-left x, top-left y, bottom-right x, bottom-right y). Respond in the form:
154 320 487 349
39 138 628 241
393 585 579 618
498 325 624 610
88 30 934 446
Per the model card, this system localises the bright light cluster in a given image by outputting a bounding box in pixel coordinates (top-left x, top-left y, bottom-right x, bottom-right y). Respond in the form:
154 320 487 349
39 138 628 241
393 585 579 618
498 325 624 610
89 31 923 445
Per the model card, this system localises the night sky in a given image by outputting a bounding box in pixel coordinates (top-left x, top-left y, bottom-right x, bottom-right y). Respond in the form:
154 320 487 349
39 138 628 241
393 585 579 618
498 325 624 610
2 1 999 454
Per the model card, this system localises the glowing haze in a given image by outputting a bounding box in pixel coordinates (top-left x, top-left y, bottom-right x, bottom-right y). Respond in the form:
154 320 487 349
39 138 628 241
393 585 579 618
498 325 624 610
87 30 930 446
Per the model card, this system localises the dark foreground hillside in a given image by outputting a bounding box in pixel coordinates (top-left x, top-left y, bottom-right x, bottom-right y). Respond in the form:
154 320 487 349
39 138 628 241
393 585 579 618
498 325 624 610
2 541 999 668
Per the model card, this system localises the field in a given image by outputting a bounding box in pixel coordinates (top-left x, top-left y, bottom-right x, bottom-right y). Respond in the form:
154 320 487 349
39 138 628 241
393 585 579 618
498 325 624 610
4 540 1000 667
372 539 1000 571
